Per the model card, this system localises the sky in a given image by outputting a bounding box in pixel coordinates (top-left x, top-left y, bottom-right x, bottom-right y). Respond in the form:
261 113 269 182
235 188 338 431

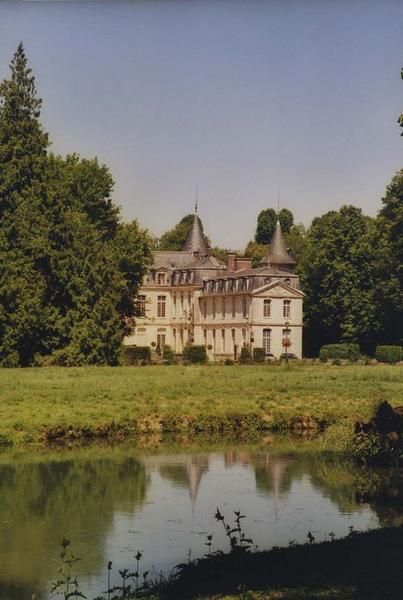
0 0 402 249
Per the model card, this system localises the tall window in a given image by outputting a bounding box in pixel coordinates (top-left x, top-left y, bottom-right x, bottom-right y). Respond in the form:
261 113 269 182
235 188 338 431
242 328 246 346
157 272 165 285
222 298 226 318
212 298 216 319
202 299 207 319
263 299 271 317
212 329 216 352
203 329 207 345
180 293 184 316
263 329 271 354
157 332 166 350
222 329 226 352
157 295 166 318
232 297 236 318
283 300 291 318
137 295 146 317
188 292 192 309
173 328 177 351
173 293 177 317
242 297 247 318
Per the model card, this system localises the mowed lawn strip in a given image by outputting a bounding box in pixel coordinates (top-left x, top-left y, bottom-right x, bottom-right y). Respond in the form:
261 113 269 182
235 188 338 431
0 364 401 444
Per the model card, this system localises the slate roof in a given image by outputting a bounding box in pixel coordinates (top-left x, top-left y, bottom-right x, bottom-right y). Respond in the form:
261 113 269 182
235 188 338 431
183 214 209 256
261 220 296 266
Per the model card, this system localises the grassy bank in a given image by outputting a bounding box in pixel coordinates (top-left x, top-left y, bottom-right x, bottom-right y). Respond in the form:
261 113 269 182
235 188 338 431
151 526 403 600
0 364 401 445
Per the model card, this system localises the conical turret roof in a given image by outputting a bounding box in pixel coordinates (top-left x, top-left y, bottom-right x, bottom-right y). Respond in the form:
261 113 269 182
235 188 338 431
261 220 296 268
183 213 209 256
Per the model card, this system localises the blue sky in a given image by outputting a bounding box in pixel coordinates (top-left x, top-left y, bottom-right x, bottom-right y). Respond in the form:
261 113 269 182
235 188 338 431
0 0 402 248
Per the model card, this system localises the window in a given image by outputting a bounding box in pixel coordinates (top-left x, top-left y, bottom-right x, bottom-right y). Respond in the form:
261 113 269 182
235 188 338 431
222 298 226 318
136 327 146 336
202 298 207 319
212 298 216 319
137 295 146 317
203 329 207 345
263 329 271 354
212 329 216 352
157 295 166 317
242 297 247 318
283 300 291 318
157 332 166 350
284 278 291 286
231 328 236 347
173 328 176 351
222 329 226 352
173 293 177 317
263 299 271 318
157 272 165 285
242 328 246 346
180 293 184 315
282 328 291 349
232 297 236 318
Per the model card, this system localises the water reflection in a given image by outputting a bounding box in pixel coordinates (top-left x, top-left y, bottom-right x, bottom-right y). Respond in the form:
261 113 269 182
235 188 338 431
0 455 148 599
0 442 401 600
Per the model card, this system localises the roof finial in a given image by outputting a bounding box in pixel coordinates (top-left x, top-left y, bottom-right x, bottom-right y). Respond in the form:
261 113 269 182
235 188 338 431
195 183 198 214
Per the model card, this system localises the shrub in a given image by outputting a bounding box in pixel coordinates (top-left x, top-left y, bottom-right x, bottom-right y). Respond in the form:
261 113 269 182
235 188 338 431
375 345 401 364
123 346 151 365
182 345 207 364
253 347 266 363
224 358 234 366
162 345 175 364
319 343 360 362
239 346 251 364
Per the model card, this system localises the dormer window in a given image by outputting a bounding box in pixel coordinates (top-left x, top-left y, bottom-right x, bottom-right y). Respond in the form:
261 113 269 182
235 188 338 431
284 278 291 286
157 272 166 285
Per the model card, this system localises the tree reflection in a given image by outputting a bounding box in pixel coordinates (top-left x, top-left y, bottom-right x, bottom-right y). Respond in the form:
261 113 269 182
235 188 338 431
0 453 148 599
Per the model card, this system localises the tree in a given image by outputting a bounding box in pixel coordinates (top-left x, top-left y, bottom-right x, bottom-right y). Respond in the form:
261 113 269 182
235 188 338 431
372 171 403 345
254 208 294 244
300 206 378 355
398 68 403 135
0 44 151 366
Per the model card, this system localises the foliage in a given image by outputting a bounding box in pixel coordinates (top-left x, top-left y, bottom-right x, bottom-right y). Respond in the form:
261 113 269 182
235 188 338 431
375 345 401 364
252 348 266 363
398 67 403 135
162 344 175 364
254 208 294 245
239 347 251 364
300 206 379 355
182 345 207 364
319 344 360 363
123 346 152 365
0 44 152 366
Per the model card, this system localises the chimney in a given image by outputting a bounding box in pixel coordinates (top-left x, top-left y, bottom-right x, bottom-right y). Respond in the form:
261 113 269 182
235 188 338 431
226 253 236 271
235 257 252 271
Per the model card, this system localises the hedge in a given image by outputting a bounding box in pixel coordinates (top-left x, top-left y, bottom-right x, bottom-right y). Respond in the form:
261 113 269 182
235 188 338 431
319 343 360 362
253 347 266 363
375 345 401 364
162 344 175 364
183 345 207 364
123 346 151 365
239 346 251 364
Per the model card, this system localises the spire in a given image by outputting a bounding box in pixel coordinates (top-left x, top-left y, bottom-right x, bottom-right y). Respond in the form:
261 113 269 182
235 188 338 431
261 220 296 270
183 212 209 256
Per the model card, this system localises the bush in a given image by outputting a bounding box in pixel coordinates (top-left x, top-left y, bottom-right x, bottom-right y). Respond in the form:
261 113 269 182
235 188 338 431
253 347 266 363
182 345 207 364
162 345 175 364
319 343 360 363
375 345 401 364
123 346 151 365
224 358 234 366
239 346 251 364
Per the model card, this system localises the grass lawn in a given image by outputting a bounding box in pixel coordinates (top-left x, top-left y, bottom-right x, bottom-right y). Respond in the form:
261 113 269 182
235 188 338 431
0 363 401 445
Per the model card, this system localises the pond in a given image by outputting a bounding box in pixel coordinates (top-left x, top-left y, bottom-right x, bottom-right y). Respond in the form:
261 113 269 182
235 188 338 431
0 438 402 599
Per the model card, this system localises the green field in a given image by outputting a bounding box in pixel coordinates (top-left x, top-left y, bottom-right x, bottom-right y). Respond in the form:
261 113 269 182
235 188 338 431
0 363 401 445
